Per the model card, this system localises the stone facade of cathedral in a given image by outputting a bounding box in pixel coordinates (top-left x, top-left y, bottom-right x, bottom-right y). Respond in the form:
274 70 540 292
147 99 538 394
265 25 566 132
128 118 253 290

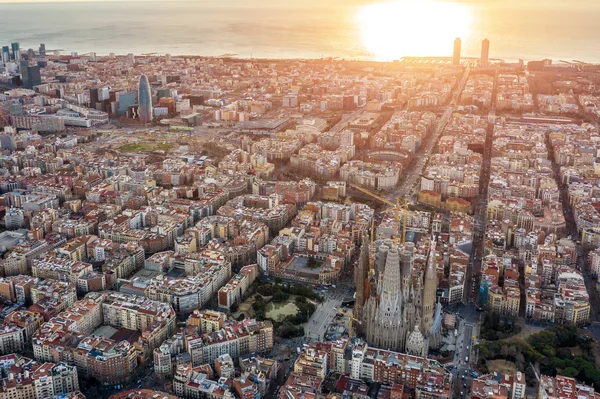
356 239 438 355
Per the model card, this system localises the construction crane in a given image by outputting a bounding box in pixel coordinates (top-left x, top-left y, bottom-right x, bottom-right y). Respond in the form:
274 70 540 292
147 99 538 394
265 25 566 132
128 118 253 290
529 362 549 398
334 308 361 339
349 183 410 245
370 214 375 244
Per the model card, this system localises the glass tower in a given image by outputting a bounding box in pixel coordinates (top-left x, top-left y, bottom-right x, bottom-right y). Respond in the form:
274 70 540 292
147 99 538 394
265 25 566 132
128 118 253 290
11 42 20 60
1 46 9 64
453 37 461 65
481 38 490 67
138 75 153 124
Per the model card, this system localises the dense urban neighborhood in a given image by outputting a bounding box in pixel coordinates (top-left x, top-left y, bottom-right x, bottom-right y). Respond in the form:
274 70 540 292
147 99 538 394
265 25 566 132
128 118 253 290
0 39 600 399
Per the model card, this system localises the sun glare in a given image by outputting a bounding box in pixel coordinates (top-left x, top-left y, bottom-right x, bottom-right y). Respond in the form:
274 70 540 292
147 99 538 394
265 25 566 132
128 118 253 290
357 0 472 61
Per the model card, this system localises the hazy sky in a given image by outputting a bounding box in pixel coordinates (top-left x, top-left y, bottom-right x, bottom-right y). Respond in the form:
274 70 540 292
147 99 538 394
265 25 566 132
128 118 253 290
0 0 585 3
0 0 592 13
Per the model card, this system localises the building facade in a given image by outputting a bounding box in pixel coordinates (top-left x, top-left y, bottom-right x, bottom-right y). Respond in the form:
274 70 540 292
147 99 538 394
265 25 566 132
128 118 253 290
361 240 438 355
138 75 153 124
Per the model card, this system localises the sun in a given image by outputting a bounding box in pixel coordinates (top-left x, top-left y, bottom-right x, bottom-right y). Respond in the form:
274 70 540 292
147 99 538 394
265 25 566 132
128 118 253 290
357 0 472 61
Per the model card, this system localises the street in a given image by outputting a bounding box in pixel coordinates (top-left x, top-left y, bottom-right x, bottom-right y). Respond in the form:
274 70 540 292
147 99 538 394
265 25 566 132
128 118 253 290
329 109 364 133
464 70 497 304
384 66 471 202
453 305 481 398
266 285 356 398
304 285 353 340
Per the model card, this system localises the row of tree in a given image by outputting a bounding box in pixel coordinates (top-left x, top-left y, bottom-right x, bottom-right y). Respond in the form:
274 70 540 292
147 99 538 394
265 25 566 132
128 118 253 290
255 281 323 302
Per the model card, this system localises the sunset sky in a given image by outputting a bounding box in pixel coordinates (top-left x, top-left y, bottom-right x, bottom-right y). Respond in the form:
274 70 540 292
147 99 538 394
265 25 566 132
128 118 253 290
1 0 596 61
0 0 587 4
0 0 591 10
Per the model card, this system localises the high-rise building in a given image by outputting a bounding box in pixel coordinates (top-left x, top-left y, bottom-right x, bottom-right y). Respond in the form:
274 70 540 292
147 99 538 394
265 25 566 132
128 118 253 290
117 91 136 116
138 74 153 124
11 42 20 60
481 38 490 67
89 88 100 110
453 37 461 65
1 46 9 64
20 60 41 89
20 60 29 87
27 65 42 88
98 87 110 101
343 95 356 110
39 43 46 57
27 48 35 61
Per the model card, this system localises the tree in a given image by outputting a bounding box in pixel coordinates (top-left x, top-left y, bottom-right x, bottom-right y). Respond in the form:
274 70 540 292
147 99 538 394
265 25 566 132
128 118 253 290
563 367 579 378
529 330 557 358
480 313 520 340
257 285 274 297
515 352 526 371
273 291 290 302
255 309 265 320
253 295 267 313
278 322 304 338
307 258 321 269
554 324 577 347
556 348 573 360
550 357 565 371
295 296 307 304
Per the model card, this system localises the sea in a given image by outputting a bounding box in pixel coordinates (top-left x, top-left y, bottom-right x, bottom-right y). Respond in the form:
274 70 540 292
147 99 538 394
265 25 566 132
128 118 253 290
1 0 600 63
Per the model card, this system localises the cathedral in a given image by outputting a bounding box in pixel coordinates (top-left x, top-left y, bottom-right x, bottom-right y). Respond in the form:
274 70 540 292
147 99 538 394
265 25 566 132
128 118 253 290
355 237 438 356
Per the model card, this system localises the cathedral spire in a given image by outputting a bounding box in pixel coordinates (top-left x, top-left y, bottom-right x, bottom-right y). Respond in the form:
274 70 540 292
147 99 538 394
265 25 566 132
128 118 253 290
381 247 400 296
354 233 369 323
376 246 403 332
400 242 414 301
363 240 423 353
422 243 438 334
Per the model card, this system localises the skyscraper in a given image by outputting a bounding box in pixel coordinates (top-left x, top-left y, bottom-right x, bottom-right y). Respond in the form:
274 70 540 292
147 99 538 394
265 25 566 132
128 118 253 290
481 38 490 67
138 75 153 124
89 88 100 111
39 43 46 57
11 42 20 60
27 65 42 89
1 46 9 64
19 60 29 87
117 91 136 116
453 38 461 65
19 60 41 89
